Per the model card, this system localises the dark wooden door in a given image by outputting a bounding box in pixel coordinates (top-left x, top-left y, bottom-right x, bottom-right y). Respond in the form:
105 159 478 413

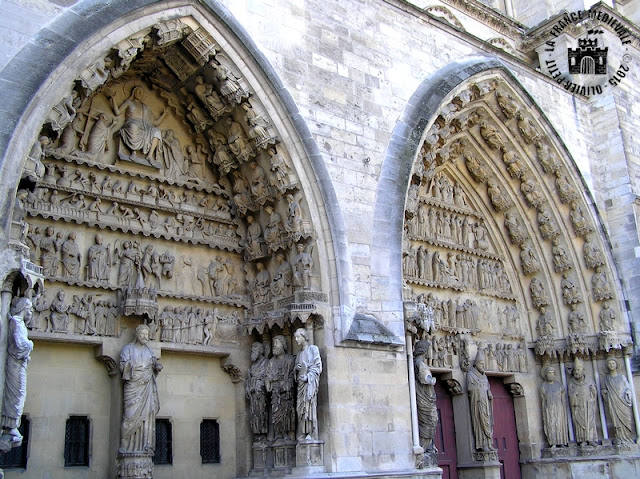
489 377 521 479
435 378 458 479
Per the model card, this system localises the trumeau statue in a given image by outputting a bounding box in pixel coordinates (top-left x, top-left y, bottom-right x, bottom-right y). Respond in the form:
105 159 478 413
246 342 269 443
0 296 34 450
266 335 295 441
414 340 437 454
294 328 322 441
540 365 569 448
467 351 495 452
601 357 635 444
118 325 162 454
568 357 598 447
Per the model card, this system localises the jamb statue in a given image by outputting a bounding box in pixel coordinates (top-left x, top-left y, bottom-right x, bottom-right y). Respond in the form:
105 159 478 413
294 328 322 441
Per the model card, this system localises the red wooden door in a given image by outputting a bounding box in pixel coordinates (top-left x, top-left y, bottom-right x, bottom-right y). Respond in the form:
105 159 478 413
489 377 521 479
435 377 458 479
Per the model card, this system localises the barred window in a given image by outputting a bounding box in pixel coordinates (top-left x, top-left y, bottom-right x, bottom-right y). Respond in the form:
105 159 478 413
0 416 29 469
200 419 220 464
154 419 172 465
64 416 89 467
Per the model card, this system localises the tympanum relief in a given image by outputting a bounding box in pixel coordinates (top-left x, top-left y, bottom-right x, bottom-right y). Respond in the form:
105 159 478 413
402 74 635 461
14 16 328 358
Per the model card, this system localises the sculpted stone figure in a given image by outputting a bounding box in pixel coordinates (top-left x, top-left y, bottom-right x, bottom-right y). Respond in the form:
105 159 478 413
519 243 540 275
294 329 322 441
479 121 505 151
568 358 598 446
464 153 490 183
540 366 569 448
110 86 167 162
601 358 635 444
40 226 61 276
592 267 613 302
551 238 571 273
266 335 296 441
246 342 269 443
487 178 510 211
0 296 34 448
293 243 313 290
504 211 527 245
86 234 112 282
570 201 592 237
49 290 70 333
61 232 82 277
271 253 293 297
414 340 437 453
467 352 494 451
583 236 605 269
119 325 162 454
561 272 581 305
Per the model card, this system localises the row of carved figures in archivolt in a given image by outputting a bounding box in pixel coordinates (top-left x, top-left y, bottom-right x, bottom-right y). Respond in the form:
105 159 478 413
404 246 514 299
404 293 521 339
28 288 242 346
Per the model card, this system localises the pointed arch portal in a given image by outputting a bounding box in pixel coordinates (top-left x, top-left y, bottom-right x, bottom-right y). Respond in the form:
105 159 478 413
374 55 637 476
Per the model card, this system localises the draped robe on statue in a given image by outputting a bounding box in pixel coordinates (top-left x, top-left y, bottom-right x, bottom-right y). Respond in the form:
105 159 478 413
295 344 322 440
467 366 493 451
119 343 160 454
602 372 634 443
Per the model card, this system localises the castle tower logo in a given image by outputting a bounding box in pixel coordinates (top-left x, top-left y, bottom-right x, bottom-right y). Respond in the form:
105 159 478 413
568 30 608 75
539 9 634 97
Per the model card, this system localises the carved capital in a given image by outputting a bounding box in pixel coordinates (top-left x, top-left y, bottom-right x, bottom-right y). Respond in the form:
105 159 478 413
221 362 243 383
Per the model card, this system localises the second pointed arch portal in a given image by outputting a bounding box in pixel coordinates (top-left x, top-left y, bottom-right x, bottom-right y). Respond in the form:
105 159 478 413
377 56 635 473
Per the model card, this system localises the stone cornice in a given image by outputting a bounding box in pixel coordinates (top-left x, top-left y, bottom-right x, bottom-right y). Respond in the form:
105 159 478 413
439 0 526 38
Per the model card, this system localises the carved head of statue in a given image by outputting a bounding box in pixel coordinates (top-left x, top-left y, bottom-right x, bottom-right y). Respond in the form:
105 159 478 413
572 358 584 379
542 365 555 382
251 341 264 362
135 324 150 345
10 296 32 321
294 328 309 347
606 358 619 373
272 335 287 356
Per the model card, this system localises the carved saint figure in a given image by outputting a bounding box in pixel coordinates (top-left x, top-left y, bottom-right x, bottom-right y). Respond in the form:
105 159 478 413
568 357 598 446
414 340 437 453
118 325 162 454
504 211 527 245
540 366 569 448
467 352 494 451
111 86 166 162
479 121 505 151
293 243 313 290
294 328 322 441
61 232 82 277
1 296 34 446
486 178 510 211
39 226 61 277
252 262 271 304
49 290 70 332
245 215 263 257
266 335 295 441
592 267 613 302
583 236 605 269
519 243 540 275
601 358 635 444
561 272 581 305
551 238 571 273
271 253 293 297
246 342 269 442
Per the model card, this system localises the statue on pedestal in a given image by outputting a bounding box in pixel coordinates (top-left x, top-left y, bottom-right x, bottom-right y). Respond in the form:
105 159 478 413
540 365 569 448
294 329 322 441
568 357 598 447
246 342 269 443
467 351 494 452
117 325 162 479
266 335 295 441
601 358 635 444
414 340 437 454
0 296 34 451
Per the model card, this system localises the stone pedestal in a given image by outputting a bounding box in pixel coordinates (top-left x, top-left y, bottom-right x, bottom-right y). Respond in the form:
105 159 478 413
292 440 324 475
250 442 270 476
459 450 501 479
116 452 153 479
272 440 296 474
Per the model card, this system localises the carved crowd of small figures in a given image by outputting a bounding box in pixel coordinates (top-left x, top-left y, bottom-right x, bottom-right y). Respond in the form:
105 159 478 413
476 342 527 373
404 244 512 297
540 357 636 449
25 228 177 291
406 203 489 252
27 289 119 337
150 306 240 345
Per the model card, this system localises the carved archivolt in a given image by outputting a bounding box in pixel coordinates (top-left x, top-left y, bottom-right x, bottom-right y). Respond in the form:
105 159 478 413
403 72 630 373
14 16 328 348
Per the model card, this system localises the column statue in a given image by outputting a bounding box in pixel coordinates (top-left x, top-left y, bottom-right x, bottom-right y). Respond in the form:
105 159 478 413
539 365 569 448
601 357 635 444
0 296 34 450
568 357 598 446
265 335 295 441
246 342 269 443
414 340 437 453
294 328 322 441
467 351 494 451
